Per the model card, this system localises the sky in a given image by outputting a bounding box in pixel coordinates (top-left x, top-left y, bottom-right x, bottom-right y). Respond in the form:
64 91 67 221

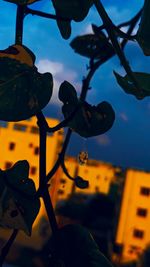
1 0 150 171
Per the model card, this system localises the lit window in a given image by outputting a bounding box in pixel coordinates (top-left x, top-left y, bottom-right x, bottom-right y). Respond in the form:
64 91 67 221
133 229 144 239
5 161 13 169
140 187 150 196
34 147 39 155
13 124 27 131
136 208 148 217
30 166 37 175
30 126 39 134
9 142 15 151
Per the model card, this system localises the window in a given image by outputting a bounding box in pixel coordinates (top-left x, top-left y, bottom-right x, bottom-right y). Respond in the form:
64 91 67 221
95 186 100 193
13 123 27 131
96 175 100 180
5 161 13 169
30 126 39 134
57 189 64 195
34 147 39 155
60 178 66 184
140 187 150 196
136 208 148 217
0 121 8 128
30 166 37 175
9 142 15 151
133 229 144 239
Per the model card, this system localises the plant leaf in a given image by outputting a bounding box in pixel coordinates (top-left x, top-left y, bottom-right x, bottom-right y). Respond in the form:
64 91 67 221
136 0 150 55
74 176 89 189
0 161 40 236
52 0 93 39
4 0 39 5
70 33 114 59
58 80 78 104
114 71 150 99
49 224 114 267
61 99 115 137
0 55 53 121
0 44 35 67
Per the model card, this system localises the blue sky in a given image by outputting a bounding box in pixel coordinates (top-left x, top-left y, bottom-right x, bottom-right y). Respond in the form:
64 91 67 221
1 0 150 171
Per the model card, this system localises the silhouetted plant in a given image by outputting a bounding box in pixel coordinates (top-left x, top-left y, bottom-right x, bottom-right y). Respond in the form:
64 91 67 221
0 0 147 266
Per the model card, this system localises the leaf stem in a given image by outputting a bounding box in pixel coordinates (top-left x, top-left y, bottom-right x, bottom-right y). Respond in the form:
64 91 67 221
25 7 70 22
15 5 25 45
37 114 58 234
0 229 18 267
93 0 142 92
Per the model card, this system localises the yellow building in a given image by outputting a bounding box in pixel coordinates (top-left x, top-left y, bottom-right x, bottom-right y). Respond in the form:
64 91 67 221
52 157 116 205
115 169 150 262
0 116 63 249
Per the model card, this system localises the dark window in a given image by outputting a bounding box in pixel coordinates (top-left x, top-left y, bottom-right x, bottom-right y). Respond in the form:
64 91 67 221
34 147 39 155
57 189 64 195
133 229 144 239
13 123 27 131
9 142 15 151
29 143 33 148
5 161 13 169
95 186 99 193
60 178 66 184
0 121 8 128
140 187 150 196
30 166 37 175
96 175 100 180
136 208 148 217
30 126 39 134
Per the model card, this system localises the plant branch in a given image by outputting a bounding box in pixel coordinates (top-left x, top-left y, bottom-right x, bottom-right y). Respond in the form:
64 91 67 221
25 7 71 22
37 114 58 234
36 103 81 134
46 128 72 183
15 5 25 44
0 229 18 267
94 0 142 92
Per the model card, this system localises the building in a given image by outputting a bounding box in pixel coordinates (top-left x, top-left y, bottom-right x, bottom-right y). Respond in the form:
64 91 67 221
52 156 117 205
0 116 63 249
115 168 150 263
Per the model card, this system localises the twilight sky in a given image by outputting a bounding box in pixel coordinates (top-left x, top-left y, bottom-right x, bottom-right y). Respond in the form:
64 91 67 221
1 0 150 171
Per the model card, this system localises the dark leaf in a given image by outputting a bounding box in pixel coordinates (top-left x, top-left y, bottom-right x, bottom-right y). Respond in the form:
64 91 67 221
0 44 35 66
49 224 114 267
0 160 40 235
136 0 150 55
4 0 39 5
58 80 78 104
52 0 93 39
0 46 53 121
70 34 114 59
61 98 115 137
114 71 150 99
74 176 89 189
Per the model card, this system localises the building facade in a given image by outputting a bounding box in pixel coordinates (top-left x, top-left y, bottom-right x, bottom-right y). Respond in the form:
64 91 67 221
0 117 63 249
115 169 150 263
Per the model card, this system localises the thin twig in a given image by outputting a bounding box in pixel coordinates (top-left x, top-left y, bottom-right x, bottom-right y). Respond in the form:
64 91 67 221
25 7 71 22
0 230 18 267
94 0 142 92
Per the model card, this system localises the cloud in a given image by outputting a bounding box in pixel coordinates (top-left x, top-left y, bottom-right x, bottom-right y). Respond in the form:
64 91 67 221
95 134 111 146
118 112 128 122
36 59 81 104
81 24 93 34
